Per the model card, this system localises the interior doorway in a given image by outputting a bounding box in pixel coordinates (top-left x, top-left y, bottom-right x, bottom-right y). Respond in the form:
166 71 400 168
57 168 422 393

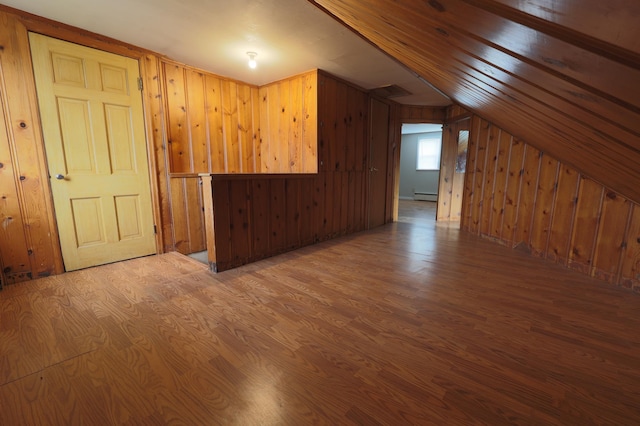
397 123 443 224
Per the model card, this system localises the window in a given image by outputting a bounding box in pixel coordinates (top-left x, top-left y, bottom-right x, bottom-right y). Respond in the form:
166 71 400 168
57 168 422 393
416 137 441 170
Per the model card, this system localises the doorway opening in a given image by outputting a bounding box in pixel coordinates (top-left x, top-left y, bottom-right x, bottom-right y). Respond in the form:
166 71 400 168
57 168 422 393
397 123 443 225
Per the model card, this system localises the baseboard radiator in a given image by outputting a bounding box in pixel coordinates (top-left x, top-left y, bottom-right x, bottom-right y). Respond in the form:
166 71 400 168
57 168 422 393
413 191 437 201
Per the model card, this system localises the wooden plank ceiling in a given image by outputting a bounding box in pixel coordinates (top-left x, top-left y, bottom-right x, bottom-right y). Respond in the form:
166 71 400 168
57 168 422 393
308 0 640 203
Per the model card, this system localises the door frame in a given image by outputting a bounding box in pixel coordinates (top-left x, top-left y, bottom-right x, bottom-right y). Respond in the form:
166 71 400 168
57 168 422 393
395 121 445 219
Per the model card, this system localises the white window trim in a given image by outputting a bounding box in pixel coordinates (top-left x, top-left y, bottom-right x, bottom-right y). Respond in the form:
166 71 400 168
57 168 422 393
416 137 441 171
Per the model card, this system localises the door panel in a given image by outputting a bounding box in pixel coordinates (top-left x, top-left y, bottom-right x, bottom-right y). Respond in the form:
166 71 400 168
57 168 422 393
30 33 156 271
368 98 390 228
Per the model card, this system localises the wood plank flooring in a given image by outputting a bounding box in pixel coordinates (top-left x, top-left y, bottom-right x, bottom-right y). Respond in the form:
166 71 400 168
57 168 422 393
1 201 639 425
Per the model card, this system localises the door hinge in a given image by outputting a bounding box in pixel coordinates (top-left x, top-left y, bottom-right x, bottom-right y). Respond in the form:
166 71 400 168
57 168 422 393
137 77 143 91
153 224 157 234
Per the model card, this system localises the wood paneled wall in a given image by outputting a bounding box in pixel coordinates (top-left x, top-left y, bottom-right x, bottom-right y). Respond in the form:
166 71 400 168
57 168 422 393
399 105 446 124
0 10 64 286
436 104 471 221
158 68 323 255
259 71 318 173
155 60 267 255
317 72 369 173
202 173 367 271
0 4 374 283
162 61 261 174
201 73 370 272
463 116 640 292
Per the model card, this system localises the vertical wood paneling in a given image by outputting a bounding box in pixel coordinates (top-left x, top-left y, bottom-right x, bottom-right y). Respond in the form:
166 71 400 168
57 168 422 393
340 172 349 232
323 77 338 172
449 164 465 221
237 84 253 173
464 113 640 292
345 87 357 171
501 138 525 245
436 125 455 221
288 77 302 173
267 81 283 173
302 73 318 172
469 119 489 234
251 87 261 173
368 98 391 229
354 90 367 172
204 75 226 173
438 111 470 223
513 145 541 247
489 129 509 238
298 177 314 245
277 80 291 173
203 74 370 271
221 80 240 173
186 70 207 172
316 76 327 173
164 64 190 173
0 13 61 281
530 155 559 257
251 180 270 256
479 124 500 235
168 177 206 254
159 61 274 255
592 192 631 283
205 170 368 271
331 171 343 235
259 85 271 173
212 180 231 265
270 179 286 252
547 165 580 265
346 172 357 232
324 173 335 237
568 178 603 274
186 178 206 253
0 98 31 282
170 178 189 253
400 105 447 122
266 83 281 172
620 206 640 291
229 180 250 262
285 179 301 249
356 172 366 231
461 117 480 232
334 83 348 172
163 62 260 176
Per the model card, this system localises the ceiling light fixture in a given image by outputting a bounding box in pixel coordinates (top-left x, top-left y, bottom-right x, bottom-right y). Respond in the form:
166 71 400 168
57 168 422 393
247 52 257 69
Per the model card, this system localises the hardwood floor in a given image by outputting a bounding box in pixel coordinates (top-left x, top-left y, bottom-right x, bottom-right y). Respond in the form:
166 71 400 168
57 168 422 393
2 203 640 425
397 200 437 225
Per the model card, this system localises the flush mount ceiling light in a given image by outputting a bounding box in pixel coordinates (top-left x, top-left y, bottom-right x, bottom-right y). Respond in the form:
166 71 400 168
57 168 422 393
246 52 257 69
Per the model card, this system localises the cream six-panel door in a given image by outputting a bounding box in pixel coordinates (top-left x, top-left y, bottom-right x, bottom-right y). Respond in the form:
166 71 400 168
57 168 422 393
30 33 156 271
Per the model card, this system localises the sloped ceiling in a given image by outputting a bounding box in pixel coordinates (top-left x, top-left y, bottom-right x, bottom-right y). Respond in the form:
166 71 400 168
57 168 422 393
0 0 450 106
309 0 640 203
